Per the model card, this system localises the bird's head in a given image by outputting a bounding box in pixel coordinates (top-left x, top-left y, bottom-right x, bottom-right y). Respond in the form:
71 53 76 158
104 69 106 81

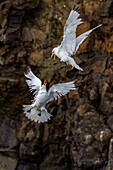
41 80 49 91
51 47 59 58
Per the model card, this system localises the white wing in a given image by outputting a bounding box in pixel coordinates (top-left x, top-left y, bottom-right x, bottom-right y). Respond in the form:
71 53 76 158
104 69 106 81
47 81 76 102
59 10 83 55
25 69 41 96
74 24 102 54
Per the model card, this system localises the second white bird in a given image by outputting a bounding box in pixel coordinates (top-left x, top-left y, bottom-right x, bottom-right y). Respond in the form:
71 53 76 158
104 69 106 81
51 9 102 71
23 69 76 123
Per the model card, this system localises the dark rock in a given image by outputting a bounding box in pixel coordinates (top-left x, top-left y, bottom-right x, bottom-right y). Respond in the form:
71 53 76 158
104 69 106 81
0 0 113 169
0 154 17 170
22 27 32 42
106 138 113 170
107 115 113 131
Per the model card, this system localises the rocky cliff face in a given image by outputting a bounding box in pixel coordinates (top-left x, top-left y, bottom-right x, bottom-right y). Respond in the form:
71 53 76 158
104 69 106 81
0 0 113 169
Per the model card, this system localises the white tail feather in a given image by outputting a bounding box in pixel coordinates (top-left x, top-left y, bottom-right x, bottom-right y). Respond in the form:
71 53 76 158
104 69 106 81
67 56 83 71
23 105 52 123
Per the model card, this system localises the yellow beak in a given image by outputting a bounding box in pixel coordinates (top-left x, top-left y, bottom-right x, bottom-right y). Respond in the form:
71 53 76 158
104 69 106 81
44 81 47 86
51 54 54 58
51 54 56 60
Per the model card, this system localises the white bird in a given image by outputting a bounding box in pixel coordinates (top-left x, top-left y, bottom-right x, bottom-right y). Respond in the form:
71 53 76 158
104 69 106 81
51 9 102 71
23 69 76 123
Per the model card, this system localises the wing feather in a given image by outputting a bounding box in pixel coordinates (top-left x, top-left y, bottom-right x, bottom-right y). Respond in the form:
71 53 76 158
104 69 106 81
59 10 83 55
24 69 41 96
74 24 102 54
47 81 76 102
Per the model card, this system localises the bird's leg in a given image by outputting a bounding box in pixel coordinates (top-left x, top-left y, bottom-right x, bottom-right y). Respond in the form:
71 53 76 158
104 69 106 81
67 65 72 68
58 98 61 105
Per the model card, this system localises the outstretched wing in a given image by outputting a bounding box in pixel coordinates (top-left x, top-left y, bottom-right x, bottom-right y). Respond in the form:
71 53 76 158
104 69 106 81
25 69 41 96
74 24 102 54
59 10 83 55
47 81 76 102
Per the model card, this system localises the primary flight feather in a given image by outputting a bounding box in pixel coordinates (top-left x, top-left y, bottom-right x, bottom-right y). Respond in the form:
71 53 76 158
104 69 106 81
23 69 76 123
51 9 102 71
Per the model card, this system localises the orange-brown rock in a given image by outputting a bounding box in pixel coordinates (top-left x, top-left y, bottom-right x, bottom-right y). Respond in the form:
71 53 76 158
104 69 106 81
0 0 113 169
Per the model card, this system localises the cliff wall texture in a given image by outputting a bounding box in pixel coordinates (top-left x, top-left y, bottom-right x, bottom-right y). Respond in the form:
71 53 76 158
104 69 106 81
0 0 113 169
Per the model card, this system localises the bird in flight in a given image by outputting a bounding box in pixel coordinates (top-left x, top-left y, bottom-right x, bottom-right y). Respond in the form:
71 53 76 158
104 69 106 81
51 9 102 71
23 69 76 123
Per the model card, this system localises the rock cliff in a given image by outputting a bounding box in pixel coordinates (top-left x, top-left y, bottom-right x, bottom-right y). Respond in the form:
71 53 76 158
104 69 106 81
0 0 113 169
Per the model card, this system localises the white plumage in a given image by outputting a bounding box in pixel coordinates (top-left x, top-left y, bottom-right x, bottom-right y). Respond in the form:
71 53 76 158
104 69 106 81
51 9 102 71
23 69 76 123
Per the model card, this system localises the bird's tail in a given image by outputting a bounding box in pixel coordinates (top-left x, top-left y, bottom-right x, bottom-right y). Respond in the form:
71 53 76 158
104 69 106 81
67 56 83 71
23 105 52 123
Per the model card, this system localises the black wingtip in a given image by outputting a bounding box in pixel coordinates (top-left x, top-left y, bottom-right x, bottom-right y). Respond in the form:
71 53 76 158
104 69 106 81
27 66 31 71
76 7 80 12
24 66 31 76
73 5 76 10
73 5 80 12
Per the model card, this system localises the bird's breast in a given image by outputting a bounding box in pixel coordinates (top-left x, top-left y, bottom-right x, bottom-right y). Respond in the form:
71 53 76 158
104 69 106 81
35 91 48 108
58 51 68 62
